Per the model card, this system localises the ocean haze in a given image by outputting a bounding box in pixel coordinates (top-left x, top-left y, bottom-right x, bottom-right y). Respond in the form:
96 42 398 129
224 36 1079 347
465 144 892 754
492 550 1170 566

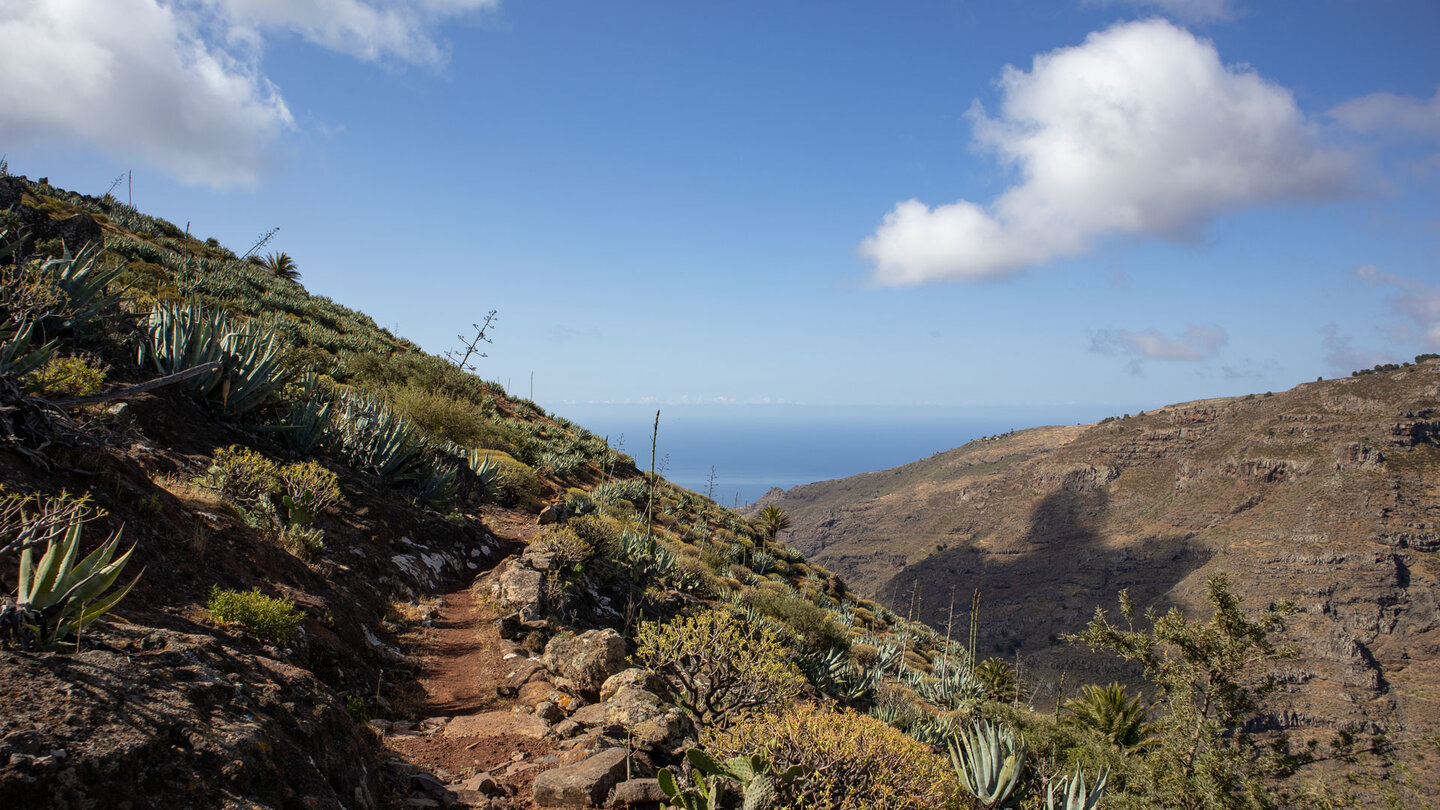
555 404 1120 506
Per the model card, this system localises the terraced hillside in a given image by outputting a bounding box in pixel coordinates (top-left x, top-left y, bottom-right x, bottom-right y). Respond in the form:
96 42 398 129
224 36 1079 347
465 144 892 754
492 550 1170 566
761 365 1440 744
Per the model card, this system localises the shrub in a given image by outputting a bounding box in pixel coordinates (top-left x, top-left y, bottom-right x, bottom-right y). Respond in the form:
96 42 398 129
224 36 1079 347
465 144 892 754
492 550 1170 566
207 586 303 646
387 385 507 449
531 525 594 572
747 589 849 653
204 445 279 513
277 460 340 524
566 514 621 556
278 525 325 563
704 703 960 810
490 455 540 508
635 608 805 727
24 354 107 397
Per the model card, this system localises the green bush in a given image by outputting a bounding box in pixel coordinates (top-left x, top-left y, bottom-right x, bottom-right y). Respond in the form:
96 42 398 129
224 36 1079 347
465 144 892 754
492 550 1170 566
387 385 510 449
747 589 849 653
276 460 341 525
490 455 540 508
204 445 279 512
704 703 960 810
23 354 107 397
636 609 805 727
531 525 594 572
207 586 303 646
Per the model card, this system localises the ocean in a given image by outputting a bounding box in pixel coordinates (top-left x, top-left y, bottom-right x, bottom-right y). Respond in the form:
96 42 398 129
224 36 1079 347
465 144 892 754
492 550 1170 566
553 405 1108 507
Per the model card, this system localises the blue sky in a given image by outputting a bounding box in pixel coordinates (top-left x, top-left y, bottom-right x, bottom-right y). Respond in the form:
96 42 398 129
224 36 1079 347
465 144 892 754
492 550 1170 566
3 0 1438 424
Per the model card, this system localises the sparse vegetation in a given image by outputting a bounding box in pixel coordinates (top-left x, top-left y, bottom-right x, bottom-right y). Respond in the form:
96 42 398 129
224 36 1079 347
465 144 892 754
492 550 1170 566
207 586 304 646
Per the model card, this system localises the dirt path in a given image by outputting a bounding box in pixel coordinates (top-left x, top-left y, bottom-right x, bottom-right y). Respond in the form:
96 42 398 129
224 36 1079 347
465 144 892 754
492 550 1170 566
381 508 557 809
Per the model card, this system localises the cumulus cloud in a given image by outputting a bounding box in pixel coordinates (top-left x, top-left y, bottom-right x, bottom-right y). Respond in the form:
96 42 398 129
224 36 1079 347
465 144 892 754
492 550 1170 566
0 0 495 187
1083 0 1237 23
860 19 1356 285
1090 324 1228 363
1355 265 1440 348
1330 87 1440 139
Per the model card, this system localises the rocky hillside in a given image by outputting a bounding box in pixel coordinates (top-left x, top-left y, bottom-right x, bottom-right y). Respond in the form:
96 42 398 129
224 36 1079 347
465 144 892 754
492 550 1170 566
760 366 1440 743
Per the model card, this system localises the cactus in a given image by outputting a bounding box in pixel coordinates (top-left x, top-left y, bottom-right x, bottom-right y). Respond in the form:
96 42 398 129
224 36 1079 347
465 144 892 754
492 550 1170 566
659 748 807 810
3 511 141 651
948 720 1026 807
1046 765 1108 810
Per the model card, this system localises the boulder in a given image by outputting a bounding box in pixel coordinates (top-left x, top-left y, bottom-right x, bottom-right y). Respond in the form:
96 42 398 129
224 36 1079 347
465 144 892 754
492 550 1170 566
532 747 628 807
494 560 546 623
538 504 562 525
442 710 550 740
599 668 662 702
604 687 687 749
543 629 627 696
609 778 667 808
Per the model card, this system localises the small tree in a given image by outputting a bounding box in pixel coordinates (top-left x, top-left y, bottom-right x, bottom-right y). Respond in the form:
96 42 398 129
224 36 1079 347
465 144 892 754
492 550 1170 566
755 504 792 543
1068 573 1296 809
261 251 300 282
636 608 805 727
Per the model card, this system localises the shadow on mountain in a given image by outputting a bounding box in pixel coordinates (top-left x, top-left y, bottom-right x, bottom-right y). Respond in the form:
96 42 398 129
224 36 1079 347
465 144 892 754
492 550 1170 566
878 486 1212 698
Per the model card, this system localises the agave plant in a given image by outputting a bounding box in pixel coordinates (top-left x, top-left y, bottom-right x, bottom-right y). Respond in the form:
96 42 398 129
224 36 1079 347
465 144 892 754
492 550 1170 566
909 661 987 710
0 316 54 378
948 720 1026 807
467 449 502 501
331 389 424 478
142 301 291 415
42 241 125 334
271 373 335 455
802 646 879 703
2 513 141 651
406 457 459 510
1046 765 1108 810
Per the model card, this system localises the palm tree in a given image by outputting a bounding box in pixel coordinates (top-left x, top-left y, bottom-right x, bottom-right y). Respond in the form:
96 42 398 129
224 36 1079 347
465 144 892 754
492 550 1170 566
262 251 300 282
1064 682 1155 752
755 504 792 543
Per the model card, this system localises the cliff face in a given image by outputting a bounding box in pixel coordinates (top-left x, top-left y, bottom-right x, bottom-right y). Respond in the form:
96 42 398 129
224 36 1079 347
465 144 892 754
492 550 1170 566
763 363 1440 739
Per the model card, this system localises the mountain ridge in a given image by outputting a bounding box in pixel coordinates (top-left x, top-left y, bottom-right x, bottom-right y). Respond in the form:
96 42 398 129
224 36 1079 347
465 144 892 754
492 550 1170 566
761 366 1440 744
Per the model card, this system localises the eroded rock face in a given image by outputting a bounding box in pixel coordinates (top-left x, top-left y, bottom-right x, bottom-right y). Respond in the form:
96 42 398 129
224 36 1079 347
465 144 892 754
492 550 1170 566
543 629 627 696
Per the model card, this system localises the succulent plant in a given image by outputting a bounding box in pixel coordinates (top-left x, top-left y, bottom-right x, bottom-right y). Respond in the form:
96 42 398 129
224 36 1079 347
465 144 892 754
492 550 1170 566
331 389 423 478
659 748 808 810
42 241 125 334
3 512 140 651
1046 765 1108 810
948 719 1026 807
142 301 291 415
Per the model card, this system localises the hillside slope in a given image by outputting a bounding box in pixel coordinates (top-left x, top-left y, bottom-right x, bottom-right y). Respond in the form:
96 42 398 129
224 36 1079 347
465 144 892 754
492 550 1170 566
762 367 1440 741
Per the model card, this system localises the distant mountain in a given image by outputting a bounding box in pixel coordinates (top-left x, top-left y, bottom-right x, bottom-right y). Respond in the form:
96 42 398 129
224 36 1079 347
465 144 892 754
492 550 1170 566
760 365 1440 740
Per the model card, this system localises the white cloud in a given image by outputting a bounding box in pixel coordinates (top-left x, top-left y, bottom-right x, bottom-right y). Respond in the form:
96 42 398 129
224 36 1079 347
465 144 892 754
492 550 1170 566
1330 87 1440 139
1083 0 1237 23
0 0 496 187
1355 265 1440 348
861 19 1356 285
1090 324 1229 363
206 0 498 66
